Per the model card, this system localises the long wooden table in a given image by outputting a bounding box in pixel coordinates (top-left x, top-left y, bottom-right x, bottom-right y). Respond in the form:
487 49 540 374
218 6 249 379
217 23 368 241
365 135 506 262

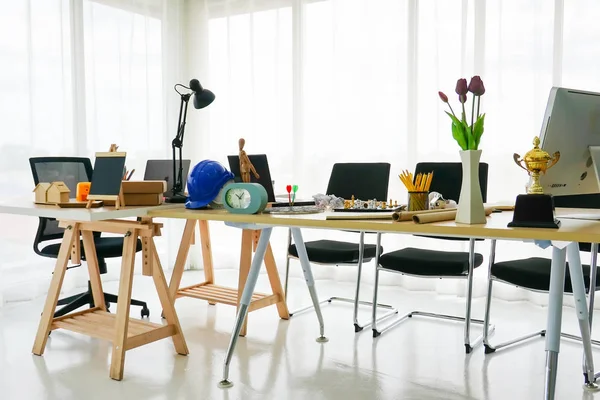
149 206 600 400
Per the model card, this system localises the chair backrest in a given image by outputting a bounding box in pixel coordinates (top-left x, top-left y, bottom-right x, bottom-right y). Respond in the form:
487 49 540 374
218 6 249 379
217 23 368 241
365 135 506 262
325 163 391 200
415 162 489 203
29 157 93 253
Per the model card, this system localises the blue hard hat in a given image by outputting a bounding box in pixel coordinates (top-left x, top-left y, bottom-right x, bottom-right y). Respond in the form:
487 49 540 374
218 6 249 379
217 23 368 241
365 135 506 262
185 160 234 209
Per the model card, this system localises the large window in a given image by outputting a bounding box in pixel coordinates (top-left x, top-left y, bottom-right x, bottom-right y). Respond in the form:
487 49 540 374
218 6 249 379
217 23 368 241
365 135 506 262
0 0 168 305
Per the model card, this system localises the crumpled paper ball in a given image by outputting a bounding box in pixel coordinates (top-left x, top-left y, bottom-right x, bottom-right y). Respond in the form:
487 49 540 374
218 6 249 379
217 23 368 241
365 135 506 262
313 193 344 210
428 191 457 210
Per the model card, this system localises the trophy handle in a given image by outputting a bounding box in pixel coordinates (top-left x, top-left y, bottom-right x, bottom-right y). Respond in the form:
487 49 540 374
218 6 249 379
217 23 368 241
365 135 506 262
513 153 529 172
547 151 560 170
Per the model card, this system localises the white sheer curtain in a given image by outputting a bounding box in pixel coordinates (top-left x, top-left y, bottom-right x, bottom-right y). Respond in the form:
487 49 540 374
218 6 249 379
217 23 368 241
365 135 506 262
0 0 184 305
185 0 600 305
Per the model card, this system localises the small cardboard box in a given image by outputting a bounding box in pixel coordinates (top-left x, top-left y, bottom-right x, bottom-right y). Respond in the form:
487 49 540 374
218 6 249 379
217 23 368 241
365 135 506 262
121 180 167 194
123 193 164 206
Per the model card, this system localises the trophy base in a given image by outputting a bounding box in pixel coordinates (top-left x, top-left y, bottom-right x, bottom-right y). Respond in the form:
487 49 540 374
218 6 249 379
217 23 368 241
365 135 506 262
507 194 561 229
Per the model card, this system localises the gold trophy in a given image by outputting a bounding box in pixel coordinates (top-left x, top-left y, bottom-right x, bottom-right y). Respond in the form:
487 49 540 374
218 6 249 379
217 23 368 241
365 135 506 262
513 136 560 194
508 136 561 229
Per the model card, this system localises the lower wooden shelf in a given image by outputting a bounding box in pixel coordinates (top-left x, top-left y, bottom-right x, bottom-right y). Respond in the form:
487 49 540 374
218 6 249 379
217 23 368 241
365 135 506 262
177 283 281 312
51 308 176 351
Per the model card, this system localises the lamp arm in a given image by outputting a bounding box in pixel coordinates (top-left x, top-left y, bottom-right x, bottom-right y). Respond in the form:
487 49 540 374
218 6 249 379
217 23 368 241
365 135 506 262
171 94 191 196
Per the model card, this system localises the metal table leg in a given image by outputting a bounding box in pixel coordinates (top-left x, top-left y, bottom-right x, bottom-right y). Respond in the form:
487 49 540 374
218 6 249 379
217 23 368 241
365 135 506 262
566 242 599 390
218 227 273 389
545 245 567 400
290 227 328 343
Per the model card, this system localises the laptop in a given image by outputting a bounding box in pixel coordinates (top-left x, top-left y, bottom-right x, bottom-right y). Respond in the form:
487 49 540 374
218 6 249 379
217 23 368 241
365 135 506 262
227 154 314 206
144 159 191 194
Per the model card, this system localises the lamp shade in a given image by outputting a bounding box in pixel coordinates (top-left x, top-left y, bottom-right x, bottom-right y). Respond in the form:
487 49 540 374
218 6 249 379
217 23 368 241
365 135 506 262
193 89 215 109
188 78 215 109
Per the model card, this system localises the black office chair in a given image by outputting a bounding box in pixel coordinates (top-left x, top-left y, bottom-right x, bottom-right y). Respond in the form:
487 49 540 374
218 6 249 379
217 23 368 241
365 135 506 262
284 163 397 332
30 157 149 318
482 194 600 354
371 162 490 353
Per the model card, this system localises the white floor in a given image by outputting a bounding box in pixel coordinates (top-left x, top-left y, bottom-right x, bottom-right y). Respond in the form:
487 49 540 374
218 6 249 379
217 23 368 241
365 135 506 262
1 269 599 400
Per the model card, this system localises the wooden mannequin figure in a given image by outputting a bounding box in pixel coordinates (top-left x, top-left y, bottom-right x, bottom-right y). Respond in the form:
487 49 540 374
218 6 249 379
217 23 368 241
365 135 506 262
239 138 260 183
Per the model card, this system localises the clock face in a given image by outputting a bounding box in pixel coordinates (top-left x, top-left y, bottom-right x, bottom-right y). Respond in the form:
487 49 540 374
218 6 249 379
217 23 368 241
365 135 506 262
225 188 251 209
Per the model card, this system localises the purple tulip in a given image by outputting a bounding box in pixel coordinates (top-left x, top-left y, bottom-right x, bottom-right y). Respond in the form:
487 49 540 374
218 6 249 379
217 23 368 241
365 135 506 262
438 91 449 103
459 94 467 103
468 75 485 96
455 78 468 96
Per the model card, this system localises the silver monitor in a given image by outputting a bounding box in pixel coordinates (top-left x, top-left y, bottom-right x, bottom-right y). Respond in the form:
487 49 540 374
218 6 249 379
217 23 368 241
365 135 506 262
539 87 600 196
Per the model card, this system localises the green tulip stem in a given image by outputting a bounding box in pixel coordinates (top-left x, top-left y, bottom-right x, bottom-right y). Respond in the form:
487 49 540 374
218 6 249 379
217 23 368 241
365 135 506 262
476 96 481 120
447 103 457 119
461 102 466 124
470 95 475 138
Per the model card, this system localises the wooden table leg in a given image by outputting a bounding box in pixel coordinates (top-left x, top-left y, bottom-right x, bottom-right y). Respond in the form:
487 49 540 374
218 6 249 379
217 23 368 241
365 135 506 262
81 231 106 310
199 220 214 284
151 241 189 355
264 242 290 320
168 219 196 300
109 230 138 381
32 223 79 355
238 230 253 336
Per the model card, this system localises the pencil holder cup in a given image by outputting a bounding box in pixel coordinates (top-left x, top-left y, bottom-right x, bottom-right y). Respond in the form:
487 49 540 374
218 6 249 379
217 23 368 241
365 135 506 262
408 191 429 212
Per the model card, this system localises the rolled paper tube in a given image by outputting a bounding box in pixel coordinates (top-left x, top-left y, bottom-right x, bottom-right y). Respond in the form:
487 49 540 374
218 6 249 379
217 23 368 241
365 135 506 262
412 207 495 224
392 208 452 222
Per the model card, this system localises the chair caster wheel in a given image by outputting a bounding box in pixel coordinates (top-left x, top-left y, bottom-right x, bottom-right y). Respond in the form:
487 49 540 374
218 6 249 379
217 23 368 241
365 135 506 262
141 307 150 318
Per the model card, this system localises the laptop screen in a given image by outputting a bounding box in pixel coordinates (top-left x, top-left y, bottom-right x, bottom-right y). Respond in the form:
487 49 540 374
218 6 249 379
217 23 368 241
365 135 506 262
227 154 276 202
144 159 191 193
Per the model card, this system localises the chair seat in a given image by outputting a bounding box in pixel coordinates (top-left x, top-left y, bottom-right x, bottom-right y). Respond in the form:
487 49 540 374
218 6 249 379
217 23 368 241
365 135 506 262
288 240 382 264
492 257 599 293
41 237 143 260
379 247 484 276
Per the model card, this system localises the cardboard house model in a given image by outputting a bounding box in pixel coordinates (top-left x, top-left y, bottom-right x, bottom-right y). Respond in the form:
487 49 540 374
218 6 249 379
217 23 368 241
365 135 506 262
46 181 71 204
33 183 52 204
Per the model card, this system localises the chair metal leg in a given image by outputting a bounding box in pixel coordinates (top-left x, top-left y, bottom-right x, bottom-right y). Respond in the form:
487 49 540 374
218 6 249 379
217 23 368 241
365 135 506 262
352 232 365 331
284 228 292 302
373 238 492 353
372 233 382 335
288 231 397 331
464 238 476 353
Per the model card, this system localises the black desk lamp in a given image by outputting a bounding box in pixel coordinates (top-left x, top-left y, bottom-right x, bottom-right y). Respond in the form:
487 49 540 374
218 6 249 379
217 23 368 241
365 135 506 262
166 79 215 203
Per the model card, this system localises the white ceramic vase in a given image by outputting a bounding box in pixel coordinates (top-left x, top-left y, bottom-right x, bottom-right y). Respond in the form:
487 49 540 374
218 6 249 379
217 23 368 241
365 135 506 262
455 149 486 224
